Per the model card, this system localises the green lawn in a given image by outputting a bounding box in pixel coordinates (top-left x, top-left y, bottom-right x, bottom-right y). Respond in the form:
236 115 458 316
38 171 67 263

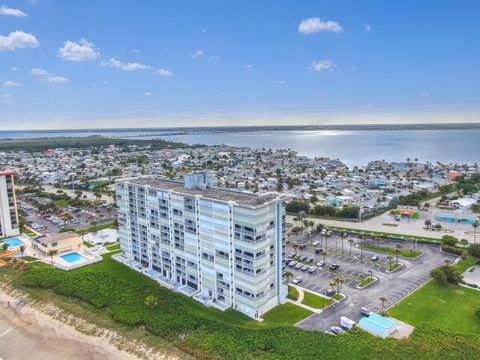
361 244 422 259
454 256 479 273
262 302 313 326
288 286 299 300
301 291 333 309
105 244 120 251
390 281 480 334
358 277 376 288
388 263 402 272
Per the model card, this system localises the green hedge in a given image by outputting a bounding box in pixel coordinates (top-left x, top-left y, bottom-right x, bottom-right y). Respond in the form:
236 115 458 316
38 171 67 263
20 264 480 359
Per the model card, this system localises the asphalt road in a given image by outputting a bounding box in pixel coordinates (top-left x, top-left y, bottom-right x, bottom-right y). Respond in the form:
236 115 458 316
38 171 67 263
287 233 456 331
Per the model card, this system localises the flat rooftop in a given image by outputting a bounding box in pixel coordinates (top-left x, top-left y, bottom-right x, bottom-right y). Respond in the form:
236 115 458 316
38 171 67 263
122 176 287 206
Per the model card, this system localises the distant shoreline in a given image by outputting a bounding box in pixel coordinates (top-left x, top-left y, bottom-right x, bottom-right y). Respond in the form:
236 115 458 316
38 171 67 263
2 122 480 136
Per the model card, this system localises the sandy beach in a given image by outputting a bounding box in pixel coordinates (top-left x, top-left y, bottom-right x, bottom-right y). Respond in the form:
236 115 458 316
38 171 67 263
0 291 182 360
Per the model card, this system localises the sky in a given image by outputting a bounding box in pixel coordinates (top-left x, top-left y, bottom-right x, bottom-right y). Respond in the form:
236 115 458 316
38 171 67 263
0 0 480 130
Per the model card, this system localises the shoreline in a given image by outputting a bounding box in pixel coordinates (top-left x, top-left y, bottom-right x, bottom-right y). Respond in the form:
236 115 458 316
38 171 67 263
0 289 182 360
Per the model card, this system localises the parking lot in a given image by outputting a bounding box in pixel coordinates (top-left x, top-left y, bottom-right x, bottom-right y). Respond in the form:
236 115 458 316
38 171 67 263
286 233 456 331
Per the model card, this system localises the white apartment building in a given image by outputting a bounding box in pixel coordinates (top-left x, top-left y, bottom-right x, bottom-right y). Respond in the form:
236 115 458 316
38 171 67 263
115 172 289 318
0 171 20 238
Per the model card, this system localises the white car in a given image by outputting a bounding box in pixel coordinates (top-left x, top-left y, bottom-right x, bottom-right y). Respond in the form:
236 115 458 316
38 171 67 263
292 277 303 284
288 261 297 267
308 266 317 273
295 263 303 269
312 241 321 246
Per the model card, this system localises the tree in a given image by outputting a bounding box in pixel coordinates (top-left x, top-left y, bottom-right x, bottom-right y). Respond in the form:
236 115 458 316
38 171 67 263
329 281 336 292
379 296 388 311
144 294 159 309
460 239 470 247
348 239 354 256
47 249 56 265
395 245 401 264
19 245 25 255
285 271 293 285
292 243 299 256
387 255 394 267
1 243 8 253
430 268 447 284
424 219 432 230
473 222 479 244
441 235 458 247
468 243 480 258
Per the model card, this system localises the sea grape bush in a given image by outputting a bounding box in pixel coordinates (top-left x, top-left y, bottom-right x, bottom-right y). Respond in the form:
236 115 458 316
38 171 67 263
21 267 480 359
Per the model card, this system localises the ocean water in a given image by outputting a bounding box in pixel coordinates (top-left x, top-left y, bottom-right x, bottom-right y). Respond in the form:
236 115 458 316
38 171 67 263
1 129 479 167
150 129 480 167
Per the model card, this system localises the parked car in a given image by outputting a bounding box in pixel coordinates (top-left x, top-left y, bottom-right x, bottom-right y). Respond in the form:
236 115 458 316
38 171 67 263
308 266 317 273
300 256 307 261
288 261 297 267
301 265 309 271
330 326 344 335
360 307 371 316
299 244 307 250
316 261 325 267
307 257 314 263
292 277 303 284
312 241 321 246
295 263 303 269
329 264 340 270
371 255 380 261
324 290 336 297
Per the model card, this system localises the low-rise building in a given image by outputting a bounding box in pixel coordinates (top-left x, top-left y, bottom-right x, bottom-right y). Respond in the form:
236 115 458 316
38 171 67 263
32 231 83 256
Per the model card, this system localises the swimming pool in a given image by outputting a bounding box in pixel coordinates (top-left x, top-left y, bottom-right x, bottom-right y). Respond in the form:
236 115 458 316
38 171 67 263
60 252 88 265
1 237 25 249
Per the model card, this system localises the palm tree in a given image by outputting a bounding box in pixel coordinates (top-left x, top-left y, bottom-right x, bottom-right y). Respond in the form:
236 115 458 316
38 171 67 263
329 281 336 292
473 222 478 244
444 259 452 268
47 249 56 265
285 271 293 285
322 249 327 263
368 270 373 279
1 243 8 253
292 243 299 256
144 294 159 310
359 273 365 283
348 239 354 256
19 245 25 256
341 233 346 254
395 244 402 264
379 295 388 311
387 255 394 267
338 278 345 293
460 239 470 247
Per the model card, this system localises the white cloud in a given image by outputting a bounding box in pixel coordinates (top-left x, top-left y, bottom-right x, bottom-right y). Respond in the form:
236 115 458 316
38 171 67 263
271 80 286 85
420 92 430 97
3 80 22 88
0 31 39 51
314 92 328 97
10 67 18 71
0 93 13 98
101 57 149 71
155 68 174 77
59 38 99 61
208 55 220 62
189 50 204 59
244 64 254 69
365 24 372 32
30 68 67 83
309 60 337 72
298 17 343 34
0 5 27 17
144 91 152 96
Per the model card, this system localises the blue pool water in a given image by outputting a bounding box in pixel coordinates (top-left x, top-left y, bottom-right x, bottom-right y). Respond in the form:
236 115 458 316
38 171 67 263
60 252 88 264
1 237 25 249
